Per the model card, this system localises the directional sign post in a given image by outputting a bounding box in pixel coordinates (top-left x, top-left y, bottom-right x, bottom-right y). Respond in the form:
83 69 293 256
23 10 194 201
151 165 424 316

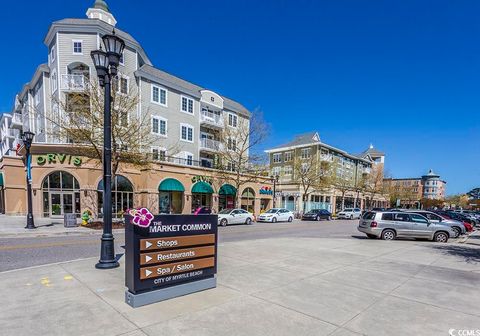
124 213 217 308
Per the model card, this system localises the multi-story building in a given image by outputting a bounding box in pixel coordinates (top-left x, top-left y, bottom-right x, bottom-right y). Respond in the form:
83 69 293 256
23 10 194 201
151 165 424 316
266 132 389 213
0 114 21 158
0 0 273 218
384 169 447 208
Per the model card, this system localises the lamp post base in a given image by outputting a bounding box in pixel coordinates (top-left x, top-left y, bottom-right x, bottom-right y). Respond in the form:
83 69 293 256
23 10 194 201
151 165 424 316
95 233 120 269
25 214 36 229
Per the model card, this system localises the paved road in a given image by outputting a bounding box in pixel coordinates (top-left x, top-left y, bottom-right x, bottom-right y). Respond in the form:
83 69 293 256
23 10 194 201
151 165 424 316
0 219 359 272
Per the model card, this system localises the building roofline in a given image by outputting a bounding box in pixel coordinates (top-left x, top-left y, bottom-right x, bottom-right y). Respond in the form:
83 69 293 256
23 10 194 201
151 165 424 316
135 65 250 117
17 64 49 101
265 142 373 164
44 18 152 66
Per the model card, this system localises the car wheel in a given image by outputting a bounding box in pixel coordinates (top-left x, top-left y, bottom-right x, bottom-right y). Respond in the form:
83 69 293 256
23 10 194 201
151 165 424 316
288 216 293 222
328 216 332 221
366 234 377 239
434 231 448 243
381 229 396 241
272 217 277 223
245 218 252 225
220 219 228 227
316 215 320 221
452 227 461 238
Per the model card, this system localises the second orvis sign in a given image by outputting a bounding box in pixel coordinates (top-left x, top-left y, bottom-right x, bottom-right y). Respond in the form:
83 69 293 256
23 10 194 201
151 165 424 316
124 212 217 307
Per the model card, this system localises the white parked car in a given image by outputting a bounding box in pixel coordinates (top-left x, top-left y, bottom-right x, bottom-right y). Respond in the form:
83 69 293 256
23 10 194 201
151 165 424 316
337 208 362 219
258 208 294 223
218 209 254 226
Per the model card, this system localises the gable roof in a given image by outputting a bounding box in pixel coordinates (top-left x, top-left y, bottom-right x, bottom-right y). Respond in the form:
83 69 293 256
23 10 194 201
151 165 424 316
358 144 385 158
268 132 320 151
136 64 250 117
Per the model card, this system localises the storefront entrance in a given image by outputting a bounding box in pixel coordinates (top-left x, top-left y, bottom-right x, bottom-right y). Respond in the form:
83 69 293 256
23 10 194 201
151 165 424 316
158 178 185 214
219 184 236 211
98 175 134 218
191 181 213 212
42 171 81 218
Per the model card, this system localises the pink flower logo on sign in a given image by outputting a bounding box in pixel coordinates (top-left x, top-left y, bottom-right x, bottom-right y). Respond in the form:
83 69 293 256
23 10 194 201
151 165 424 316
129 208 154 228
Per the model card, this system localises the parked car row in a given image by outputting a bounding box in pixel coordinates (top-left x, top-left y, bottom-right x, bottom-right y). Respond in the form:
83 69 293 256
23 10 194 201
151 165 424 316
358 209 473 242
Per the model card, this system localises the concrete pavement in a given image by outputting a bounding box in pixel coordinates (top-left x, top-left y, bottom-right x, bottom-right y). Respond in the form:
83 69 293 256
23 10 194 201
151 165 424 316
1 234 480 336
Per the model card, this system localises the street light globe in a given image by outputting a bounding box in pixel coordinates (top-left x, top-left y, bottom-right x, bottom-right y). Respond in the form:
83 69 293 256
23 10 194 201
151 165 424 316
101 31 125 75
21 131 35 147
91 49 109 86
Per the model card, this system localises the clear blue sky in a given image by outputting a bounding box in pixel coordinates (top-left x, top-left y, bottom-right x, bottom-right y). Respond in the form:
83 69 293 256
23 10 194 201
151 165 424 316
0 0 478 194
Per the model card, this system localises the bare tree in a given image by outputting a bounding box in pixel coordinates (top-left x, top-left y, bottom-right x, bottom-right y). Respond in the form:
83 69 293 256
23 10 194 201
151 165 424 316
333 174 355 211
292 153 333 213
49 78 175 177
214 109 269 207
363 164 388 209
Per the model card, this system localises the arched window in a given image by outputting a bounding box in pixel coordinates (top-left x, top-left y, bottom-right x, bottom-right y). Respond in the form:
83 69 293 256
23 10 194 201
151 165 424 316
241 188 256 213
42 171 80 217
97 175 134 218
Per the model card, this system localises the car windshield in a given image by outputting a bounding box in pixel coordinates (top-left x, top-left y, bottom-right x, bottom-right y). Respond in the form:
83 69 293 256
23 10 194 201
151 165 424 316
344 209 353 212
265 209 279 214
307 210 319 214
218 209 232 214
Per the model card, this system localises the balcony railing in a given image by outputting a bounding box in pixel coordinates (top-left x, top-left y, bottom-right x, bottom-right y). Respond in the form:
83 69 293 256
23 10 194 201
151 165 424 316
61 74 87 91
320 154 333 162
200 110 223 127
11 113 22 125
200 138 222 151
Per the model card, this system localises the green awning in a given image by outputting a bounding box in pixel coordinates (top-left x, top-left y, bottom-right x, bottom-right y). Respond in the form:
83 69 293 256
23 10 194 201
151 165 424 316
219 184 236 196
192 181 214 194
0 173 3 187
159 178 185 192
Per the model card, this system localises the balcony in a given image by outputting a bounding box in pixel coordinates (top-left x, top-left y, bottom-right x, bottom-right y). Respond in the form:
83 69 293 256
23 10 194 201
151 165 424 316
320 154 333 162
6 129 19 138
200 110 223 128
200 138 222 152
61 74 87 91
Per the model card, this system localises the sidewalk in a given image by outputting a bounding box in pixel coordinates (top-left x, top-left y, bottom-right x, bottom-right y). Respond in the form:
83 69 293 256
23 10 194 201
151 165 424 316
0 215 123 238
1 236 480 336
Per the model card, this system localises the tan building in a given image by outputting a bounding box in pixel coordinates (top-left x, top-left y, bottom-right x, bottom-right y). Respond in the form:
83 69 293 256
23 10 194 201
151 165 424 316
0 144 273 219
266 132 389 213
384 169 447 208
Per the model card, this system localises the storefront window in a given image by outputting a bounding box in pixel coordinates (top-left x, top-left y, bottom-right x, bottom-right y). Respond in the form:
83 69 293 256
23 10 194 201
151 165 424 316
41 171 81 218
241 188 255 213
219 184 236 211
98 175 134 218
158 178 185 214
191 181 213 213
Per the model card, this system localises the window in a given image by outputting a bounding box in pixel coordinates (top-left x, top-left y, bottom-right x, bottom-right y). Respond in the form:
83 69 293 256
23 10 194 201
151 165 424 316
119 76 128 94
284 151 293 162
273 153 282 163
151 85 167 106
301 148 311 159
72 40 83 54
180 124 193 142
119 51 124 65
50 46 55 63
151 116 167 136
185 152 193 166
272 166 281 176
227 161 236 172
227 138 237 151
410 214 428 223
34 85 40 106
152 147 166 161
228 113 238 127
284 166 293 175
181 96 194 114
51 69 57 93
395 213 410 222
301 163 308 173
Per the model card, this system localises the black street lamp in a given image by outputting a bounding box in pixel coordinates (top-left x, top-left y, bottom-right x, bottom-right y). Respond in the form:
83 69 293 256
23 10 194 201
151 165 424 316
91 30 125 270
22 131 35 229
271 174 279 208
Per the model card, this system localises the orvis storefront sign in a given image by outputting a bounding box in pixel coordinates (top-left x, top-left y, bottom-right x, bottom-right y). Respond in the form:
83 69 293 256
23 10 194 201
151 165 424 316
125 210 217 308
36 153 82 166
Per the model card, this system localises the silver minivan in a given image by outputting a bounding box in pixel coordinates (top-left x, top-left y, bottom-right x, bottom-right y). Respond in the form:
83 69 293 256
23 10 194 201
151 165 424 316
358 211 455 242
